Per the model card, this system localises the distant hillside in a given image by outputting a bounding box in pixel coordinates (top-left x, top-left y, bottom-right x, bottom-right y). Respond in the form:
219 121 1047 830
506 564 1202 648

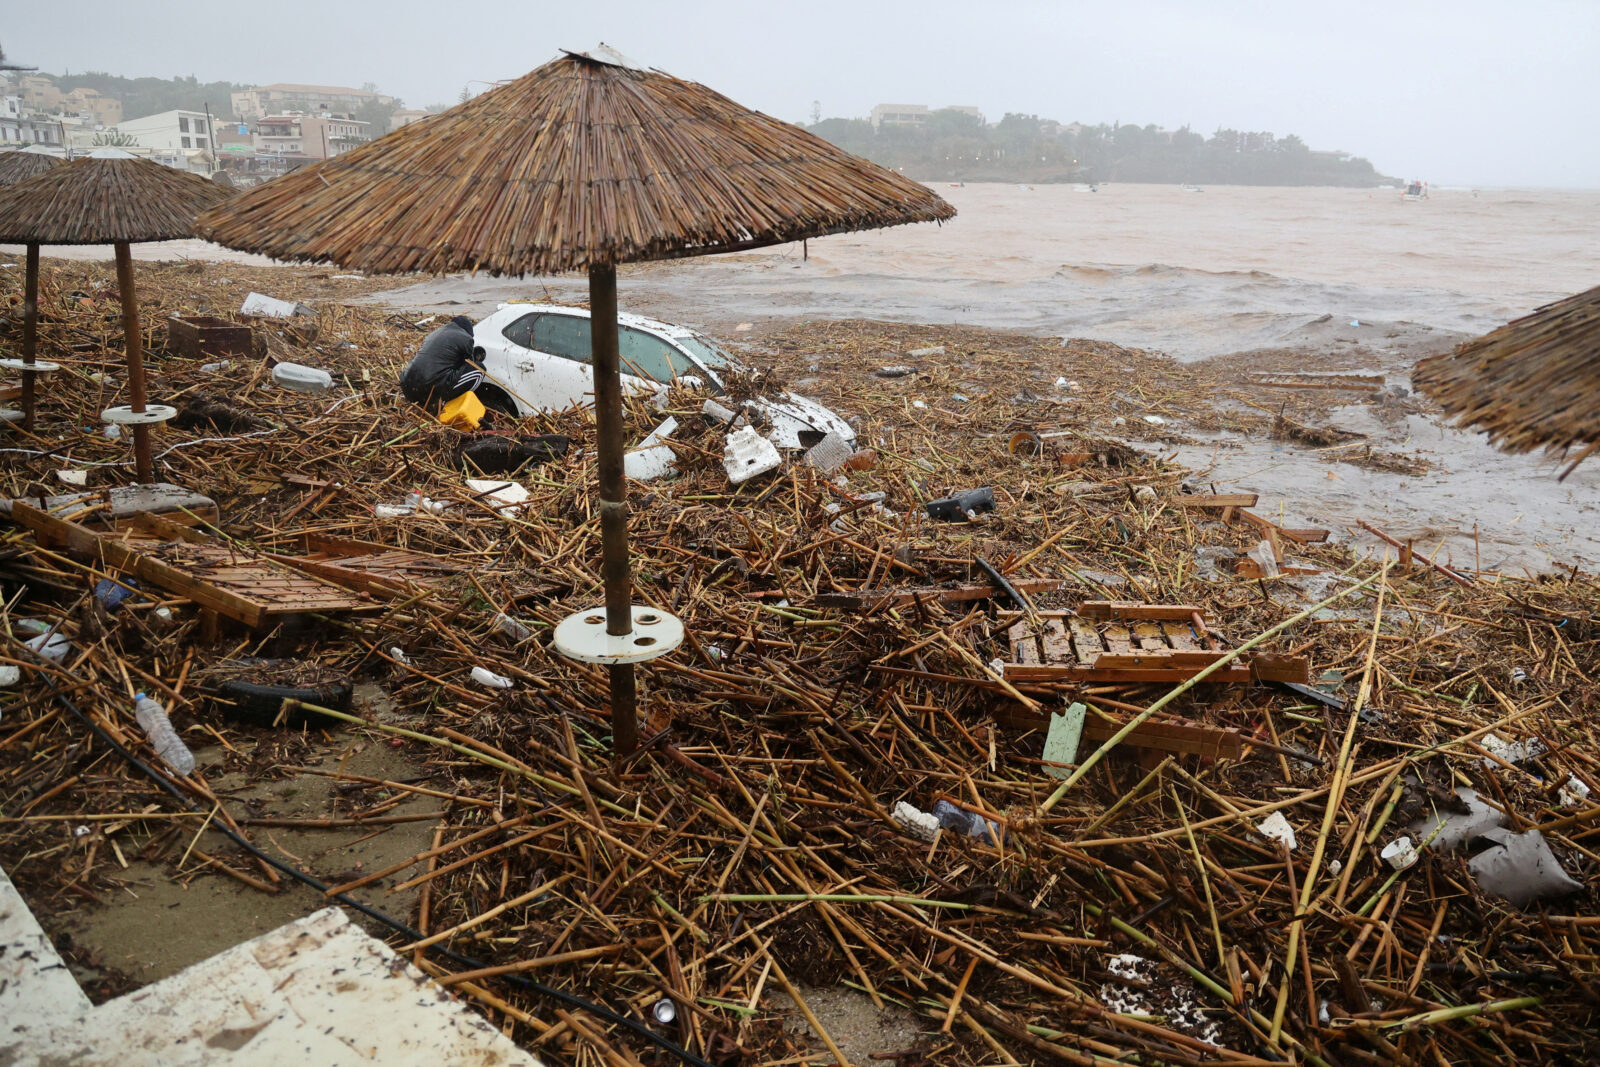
809 112 1392 186
47 71 245 122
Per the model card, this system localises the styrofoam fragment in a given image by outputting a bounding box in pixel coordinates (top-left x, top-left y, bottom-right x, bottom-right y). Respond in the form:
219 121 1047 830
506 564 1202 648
702 398 737 424
891 800 940 842
722 425 782 485
241 292 314 318
805 431 854 474
1258 811 1297 851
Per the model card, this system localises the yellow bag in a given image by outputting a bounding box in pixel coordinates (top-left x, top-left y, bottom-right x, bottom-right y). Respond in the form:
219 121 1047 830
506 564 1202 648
438 390 486 430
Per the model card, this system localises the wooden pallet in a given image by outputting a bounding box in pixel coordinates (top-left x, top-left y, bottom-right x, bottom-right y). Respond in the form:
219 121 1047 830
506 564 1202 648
1003 601 1308 685
12 504 379 630
268 532 468 598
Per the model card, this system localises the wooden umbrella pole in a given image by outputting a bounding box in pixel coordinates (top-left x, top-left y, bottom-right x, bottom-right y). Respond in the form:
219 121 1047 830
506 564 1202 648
588 261 638 758
113 241 154 484
20 242 39 431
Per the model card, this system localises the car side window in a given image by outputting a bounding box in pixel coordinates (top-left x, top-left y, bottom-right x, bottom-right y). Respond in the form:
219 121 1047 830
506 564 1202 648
618 326 694 383
501 313 538 349
530 314 593 364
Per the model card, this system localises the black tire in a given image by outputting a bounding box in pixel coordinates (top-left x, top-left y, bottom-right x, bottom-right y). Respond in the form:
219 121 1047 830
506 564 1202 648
211 662 353 729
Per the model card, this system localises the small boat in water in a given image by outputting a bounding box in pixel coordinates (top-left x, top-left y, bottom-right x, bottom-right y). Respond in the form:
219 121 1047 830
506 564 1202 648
1073 183 1098 193
1180 183 1204 193
1401 180 1429 201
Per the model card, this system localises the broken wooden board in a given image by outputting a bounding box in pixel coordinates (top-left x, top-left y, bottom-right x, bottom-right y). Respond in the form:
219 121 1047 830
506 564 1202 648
1004 605 1309 685
1174 494 1330 545
12 503 379 630
994 701 1244 761
1174 493 1258 509
817 577 1067 613
0 483 219 530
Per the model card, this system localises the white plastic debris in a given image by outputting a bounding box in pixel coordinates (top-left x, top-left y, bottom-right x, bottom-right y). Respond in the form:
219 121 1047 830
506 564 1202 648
722 425 782 485
241 292 314 319
55 470 87 487
470 666 515 690
1131 484 1158 504
1479 731 1548 767
1142 414 1166 425
466 479 532 516
200 360 232 373
702 398 737 424
734 322 753 332
1559 776 1592 809
1468 828 1583 906
624 417 679 481
891 800 940 842
1413 786 1506 850
1257 811 1297 851
805 431 854 474
389 647 411 666
24 631 74 663
1246 539 1280 578
1380 836 1418 870
911 400 927 410
272 362 333 393
908 345 945 357
0 665 19 688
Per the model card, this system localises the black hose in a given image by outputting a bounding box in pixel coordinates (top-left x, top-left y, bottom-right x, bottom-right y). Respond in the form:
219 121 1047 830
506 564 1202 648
41 680 716 1067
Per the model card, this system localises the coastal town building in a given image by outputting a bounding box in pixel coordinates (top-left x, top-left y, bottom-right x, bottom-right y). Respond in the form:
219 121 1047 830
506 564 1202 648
251 112 369 159
231 83 394 121
117 109 214 152
60 88 121 126
390 108 431 129
0 95 65 148
870 103 986 130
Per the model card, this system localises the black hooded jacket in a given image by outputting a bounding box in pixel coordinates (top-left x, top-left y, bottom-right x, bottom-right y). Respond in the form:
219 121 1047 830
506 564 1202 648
400 317 483 406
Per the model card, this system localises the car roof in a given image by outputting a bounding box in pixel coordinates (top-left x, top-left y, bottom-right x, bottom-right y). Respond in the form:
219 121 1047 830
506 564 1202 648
492 303 696 340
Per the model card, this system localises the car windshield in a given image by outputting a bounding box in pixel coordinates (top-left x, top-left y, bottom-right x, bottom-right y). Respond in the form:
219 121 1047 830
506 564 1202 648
675 333 738 370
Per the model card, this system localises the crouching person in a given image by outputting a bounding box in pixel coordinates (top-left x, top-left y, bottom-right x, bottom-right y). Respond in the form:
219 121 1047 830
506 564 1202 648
400 316 517 416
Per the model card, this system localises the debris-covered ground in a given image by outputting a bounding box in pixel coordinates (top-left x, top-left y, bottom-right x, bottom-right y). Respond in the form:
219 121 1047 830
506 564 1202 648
2 257 1597 1066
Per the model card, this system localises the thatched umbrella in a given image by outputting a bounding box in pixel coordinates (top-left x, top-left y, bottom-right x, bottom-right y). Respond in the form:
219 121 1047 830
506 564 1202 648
0 152 231 477
1414 284 1600 478
0 151 65 431
196 48 954 756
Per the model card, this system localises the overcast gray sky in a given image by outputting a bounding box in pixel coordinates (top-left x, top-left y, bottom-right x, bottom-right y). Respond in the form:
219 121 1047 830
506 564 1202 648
8 0 1595 187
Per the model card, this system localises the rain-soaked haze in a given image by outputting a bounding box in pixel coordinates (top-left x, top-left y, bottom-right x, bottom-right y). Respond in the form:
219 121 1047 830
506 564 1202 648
6 2 1600 571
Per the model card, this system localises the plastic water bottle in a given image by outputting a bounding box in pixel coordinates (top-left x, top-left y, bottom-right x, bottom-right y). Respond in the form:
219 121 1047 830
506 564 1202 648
133 693 195 776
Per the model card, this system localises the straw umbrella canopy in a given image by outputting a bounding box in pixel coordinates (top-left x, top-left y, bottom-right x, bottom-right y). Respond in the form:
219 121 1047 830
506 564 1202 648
0 151 64 432
1413 284 1600 477
196 48 955 756
0 152 231 476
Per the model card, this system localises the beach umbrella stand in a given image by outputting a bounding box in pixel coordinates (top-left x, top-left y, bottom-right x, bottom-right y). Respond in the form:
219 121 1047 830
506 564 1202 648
104 241 178 484
547 264 685 756
0 242 60 432
0 151 227 480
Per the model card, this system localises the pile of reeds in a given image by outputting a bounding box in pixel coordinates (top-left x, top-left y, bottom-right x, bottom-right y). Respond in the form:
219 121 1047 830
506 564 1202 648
1 256 1596 1066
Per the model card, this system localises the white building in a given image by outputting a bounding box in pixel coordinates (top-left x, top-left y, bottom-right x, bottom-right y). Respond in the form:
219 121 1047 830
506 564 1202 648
117 109 214 152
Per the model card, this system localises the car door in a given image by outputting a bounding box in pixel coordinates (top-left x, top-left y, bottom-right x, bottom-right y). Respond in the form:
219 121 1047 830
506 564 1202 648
485 310 597 413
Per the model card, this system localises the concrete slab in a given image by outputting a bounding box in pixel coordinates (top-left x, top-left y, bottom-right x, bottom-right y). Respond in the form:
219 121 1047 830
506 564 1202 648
0 905 543 1066
2 865 95 1047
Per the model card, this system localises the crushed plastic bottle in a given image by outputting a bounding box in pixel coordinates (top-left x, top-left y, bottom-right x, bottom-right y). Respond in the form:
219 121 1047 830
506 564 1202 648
1246 540 1280 578
492 613 533 642
134 692 195 776
932 800 1006 843
200 360 232 373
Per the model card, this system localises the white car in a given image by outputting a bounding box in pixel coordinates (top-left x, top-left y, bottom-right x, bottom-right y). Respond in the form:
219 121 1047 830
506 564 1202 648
473 304 855 450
